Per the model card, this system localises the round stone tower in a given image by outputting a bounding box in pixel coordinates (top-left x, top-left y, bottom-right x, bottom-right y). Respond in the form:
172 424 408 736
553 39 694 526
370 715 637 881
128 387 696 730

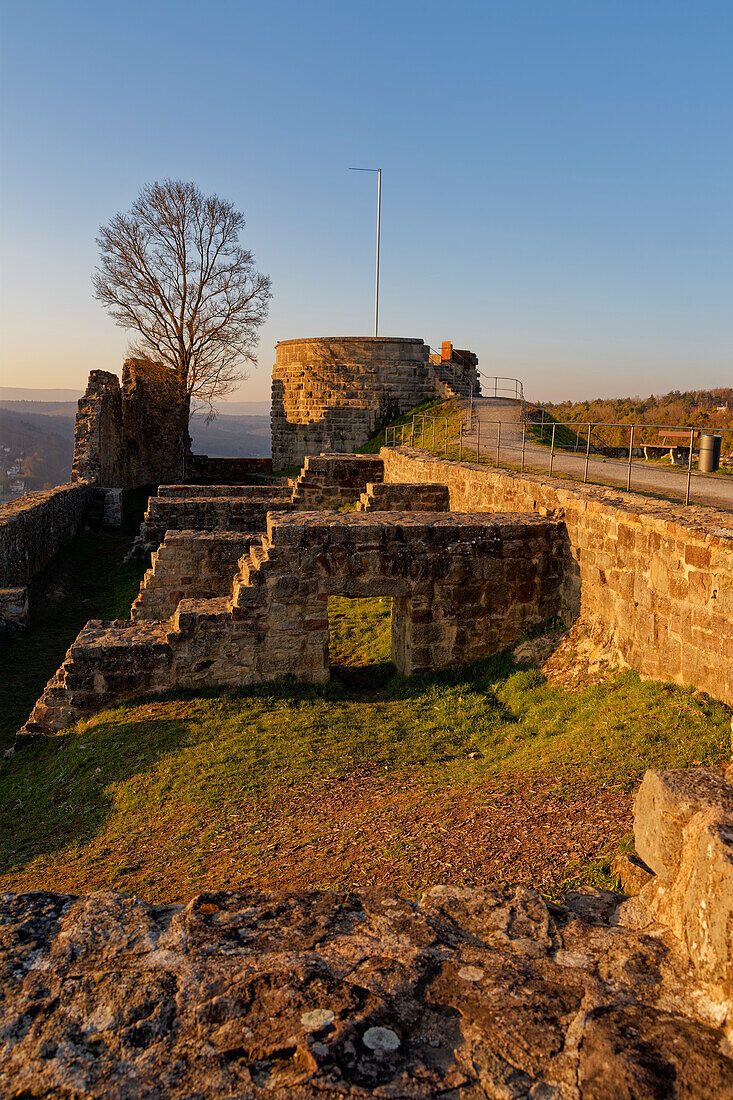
270 336 434 469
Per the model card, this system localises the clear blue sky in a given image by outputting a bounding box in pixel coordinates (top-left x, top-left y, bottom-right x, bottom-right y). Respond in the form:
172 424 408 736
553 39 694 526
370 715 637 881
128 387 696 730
1 0 731 402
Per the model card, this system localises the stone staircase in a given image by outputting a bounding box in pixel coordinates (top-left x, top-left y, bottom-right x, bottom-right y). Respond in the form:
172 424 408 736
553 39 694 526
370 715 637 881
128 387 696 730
132 531 262 622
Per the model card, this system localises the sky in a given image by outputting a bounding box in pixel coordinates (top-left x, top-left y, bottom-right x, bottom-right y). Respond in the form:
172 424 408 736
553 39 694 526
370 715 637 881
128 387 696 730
0 0 731 404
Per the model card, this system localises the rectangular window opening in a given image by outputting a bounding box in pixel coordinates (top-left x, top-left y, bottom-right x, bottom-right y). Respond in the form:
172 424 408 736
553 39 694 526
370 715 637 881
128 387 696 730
327 596 393 674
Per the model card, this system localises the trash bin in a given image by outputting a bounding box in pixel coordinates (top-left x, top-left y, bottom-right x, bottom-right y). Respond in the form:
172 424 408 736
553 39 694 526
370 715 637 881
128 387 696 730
699 433 722 474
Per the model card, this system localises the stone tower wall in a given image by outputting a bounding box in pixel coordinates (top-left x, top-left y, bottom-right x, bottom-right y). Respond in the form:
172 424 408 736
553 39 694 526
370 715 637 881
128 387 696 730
270 337 437 469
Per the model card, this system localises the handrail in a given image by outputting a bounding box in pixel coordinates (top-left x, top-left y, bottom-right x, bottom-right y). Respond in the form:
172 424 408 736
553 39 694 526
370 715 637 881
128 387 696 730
384 412 731 507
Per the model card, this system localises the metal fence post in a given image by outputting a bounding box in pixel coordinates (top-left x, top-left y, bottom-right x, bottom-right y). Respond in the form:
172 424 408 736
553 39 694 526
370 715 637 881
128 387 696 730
496 421 501 467
477 418 481 464
584 423 591 483
549 423 556 476
459 419 463 462
686 428 694 505
626 424 634 491
421 416 425 449
521 422 526 472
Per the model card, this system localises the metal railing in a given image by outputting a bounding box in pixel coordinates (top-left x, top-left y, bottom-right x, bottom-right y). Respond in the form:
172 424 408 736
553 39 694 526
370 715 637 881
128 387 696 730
385 413 732 507
426 345 525 426
476 375 524 403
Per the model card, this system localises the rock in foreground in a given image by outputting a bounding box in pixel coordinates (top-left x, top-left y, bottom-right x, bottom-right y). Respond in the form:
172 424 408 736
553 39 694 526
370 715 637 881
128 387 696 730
1 884 732 1098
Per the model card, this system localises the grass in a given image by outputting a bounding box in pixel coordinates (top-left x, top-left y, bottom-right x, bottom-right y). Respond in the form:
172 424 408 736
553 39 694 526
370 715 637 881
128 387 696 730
0 527 148 750
1 597 729 903
328 595 392 670
356 398 458 454
525 409 583 450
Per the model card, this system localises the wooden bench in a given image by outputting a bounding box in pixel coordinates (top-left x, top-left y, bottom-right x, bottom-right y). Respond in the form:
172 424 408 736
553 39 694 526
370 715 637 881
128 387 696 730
643 430 699 464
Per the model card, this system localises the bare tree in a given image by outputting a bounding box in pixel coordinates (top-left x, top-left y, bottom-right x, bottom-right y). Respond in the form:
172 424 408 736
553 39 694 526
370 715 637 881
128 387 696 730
93 180 271 414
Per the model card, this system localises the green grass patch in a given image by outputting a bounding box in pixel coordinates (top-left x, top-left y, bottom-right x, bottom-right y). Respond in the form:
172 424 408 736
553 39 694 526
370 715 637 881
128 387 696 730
525 409 583 449
1 595 728 902
356 398 458 453
328 595 392 670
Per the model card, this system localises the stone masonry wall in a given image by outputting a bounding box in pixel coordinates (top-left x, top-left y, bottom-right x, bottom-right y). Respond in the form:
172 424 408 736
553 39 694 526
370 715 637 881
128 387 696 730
271 337 436 469
290 454 385 508
71 359 190 489
186 456 273 484
381 447 733 706
357 482 450 512
138 486 295 551
132 531 260 622
0 587 29 634
0 482 96 587
19 510 565 738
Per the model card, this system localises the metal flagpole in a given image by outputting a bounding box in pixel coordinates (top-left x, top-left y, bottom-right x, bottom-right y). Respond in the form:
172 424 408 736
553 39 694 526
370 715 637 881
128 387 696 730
374 168 381 337
349 167 382 336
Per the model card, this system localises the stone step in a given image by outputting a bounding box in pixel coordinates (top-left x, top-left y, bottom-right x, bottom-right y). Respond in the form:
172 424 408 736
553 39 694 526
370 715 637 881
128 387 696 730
171 597 231 634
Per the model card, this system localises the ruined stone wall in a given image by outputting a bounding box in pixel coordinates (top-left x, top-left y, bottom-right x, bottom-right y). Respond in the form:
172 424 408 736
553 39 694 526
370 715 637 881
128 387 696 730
20 510 565 738
132 531 260 622
290 454 385 508
0 482 96 588
357 482 450 512
72 360 190 489
138 485 295 551
381 447 733 706
271 337 437 469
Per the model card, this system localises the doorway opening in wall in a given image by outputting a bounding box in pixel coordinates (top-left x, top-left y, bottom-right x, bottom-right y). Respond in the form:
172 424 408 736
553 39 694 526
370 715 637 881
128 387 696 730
328 596 394 687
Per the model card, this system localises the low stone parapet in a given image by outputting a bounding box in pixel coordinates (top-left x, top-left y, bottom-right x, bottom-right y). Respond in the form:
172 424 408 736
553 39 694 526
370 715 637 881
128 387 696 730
0 482 96 587
381 446 733 707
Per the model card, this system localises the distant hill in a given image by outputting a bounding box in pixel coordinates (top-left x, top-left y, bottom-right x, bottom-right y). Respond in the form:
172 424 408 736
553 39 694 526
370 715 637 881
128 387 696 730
533 388 733 454
0 408 75 496
0 387 82 402
0 399 272 500
0 400 79 417
189 413 271 458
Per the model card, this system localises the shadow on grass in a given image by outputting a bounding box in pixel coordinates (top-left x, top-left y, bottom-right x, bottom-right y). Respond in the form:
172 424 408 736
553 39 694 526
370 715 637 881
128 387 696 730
2 643 729 888
0 528 148 752
0 650 521 879
0 709 193 876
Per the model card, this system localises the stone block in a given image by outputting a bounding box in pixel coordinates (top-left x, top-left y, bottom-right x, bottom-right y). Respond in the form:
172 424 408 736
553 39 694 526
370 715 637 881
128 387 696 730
634 768 733 881
0 587 29 634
